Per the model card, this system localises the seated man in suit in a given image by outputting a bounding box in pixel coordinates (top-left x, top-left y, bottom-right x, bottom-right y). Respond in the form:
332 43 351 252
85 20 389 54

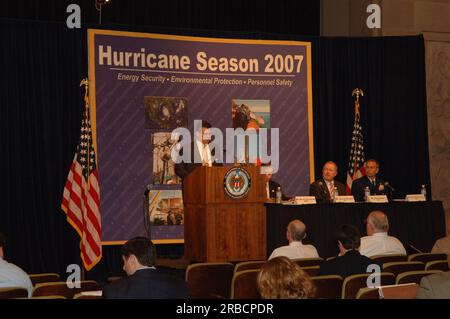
319 224 375 278
261 164 290 201
416 255 450 299
351 159 392 202
431 220 450 255
102 237 189 299
269 219 319 260
359 210 406 257
0 232 33 297
309 161 346 203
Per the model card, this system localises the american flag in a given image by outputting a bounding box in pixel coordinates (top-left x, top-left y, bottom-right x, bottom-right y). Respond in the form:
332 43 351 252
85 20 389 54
61 94 102 271
346 98 365 194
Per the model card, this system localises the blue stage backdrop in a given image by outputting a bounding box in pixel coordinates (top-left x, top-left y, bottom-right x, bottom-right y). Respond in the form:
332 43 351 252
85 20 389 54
88 29 313 243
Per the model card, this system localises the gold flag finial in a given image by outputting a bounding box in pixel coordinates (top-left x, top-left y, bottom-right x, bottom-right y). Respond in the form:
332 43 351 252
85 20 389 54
80 78 89 106
352 88 364 101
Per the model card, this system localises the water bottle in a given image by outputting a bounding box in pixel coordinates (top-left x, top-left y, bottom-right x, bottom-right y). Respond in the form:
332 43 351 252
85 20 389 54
420 184 427 200
364 186 370 202
276 187 282 204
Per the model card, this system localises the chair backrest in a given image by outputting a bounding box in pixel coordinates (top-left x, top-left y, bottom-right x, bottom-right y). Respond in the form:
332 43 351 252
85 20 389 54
32 280 99 298
186 262 234 299
230 270 260 299
342 272 395 299
26 295 67 299
356 287 379 299
73 292 102 299
29 273 61 285
292 257 324 267
395 270 442 285
371 254 408 264
379 283 419 299
408 253 448 263
425 260 449 271
310 275 343 299
234 261 265 274
382 261 424 277
0 287 28 299
301 266 320 277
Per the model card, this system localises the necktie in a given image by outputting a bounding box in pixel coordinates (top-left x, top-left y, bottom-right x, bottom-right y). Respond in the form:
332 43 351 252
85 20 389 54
328 182 335 199
202 145 209 166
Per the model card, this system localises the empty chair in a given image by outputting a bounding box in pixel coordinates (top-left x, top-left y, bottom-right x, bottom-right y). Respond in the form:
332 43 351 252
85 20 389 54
0 287 28 299
301 266 320 277
29 273 60 285
230 270 259 299
342 272 395 299
379 283 419 299
73 292 102 299
234 261 265 274
408 253 448 264
396 270 442 285
292 257 324 267
356 287 379 299
371 254 408 265
310 275 343 299
382 261 424 277
186 262 234 299
425 260 449 271
32 280 99 298
26 295 66 299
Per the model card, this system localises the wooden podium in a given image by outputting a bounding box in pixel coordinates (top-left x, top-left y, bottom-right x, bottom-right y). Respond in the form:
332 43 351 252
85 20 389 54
182 165 267 262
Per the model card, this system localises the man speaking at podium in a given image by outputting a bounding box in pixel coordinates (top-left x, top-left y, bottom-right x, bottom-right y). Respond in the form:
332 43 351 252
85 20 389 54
174 120 214 180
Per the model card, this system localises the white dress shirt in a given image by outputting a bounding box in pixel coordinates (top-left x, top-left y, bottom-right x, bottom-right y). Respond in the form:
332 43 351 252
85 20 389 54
359 232 407 257
195 139 212 166
0 257 33 297
269 241 319 260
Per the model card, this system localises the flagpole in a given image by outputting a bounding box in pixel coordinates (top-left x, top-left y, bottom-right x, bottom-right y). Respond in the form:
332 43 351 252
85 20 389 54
80 78 89 280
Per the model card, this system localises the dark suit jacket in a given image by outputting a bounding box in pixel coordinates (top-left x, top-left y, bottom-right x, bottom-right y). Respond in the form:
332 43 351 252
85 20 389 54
309 179 346 203
351 176 390 202
102 268 189 299
319 250 375 278
268 180 290 201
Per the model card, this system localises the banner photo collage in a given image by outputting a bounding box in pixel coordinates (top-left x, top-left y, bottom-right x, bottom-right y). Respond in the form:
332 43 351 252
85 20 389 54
88 29 313 244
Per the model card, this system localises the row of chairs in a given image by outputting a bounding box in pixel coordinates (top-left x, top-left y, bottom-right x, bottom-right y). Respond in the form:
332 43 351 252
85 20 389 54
0 280 100 299
186 253 448 299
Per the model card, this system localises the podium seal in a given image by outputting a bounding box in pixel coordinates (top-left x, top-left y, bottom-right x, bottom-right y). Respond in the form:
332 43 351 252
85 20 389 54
223 167 251 199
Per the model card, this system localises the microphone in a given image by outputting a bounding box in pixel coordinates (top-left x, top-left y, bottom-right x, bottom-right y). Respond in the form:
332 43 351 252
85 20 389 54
384 182 395 192
318 181 327 194
144 184 152 196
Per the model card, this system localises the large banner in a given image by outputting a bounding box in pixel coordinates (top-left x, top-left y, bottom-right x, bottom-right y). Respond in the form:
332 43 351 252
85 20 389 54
88 29 313 244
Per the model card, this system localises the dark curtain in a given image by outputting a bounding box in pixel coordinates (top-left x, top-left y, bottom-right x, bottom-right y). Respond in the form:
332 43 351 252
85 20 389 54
311 36 430 198
0 17 431 280
0 0 320 36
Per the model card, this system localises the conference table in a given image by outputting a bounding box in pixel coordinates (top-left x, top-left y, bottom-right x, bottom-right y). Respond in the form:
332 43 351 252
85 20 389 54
265 201 446 259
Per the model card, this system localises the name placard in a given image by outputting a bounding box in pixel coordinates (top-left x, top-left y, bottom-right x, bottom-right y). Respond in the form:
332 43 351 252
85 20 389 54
294 196 317 205
367 195 389 203
335 195 355 203
405 194 426 202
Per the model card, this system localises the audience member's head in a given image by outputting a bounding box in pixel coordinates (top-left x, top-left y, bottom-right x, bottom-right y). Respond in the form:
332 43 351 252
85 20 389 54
335 224 361 255
257 256 316 299
322 161 338 182
286 220 307 243
366 210 389 236
121 237 156 276
0 232 5 258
